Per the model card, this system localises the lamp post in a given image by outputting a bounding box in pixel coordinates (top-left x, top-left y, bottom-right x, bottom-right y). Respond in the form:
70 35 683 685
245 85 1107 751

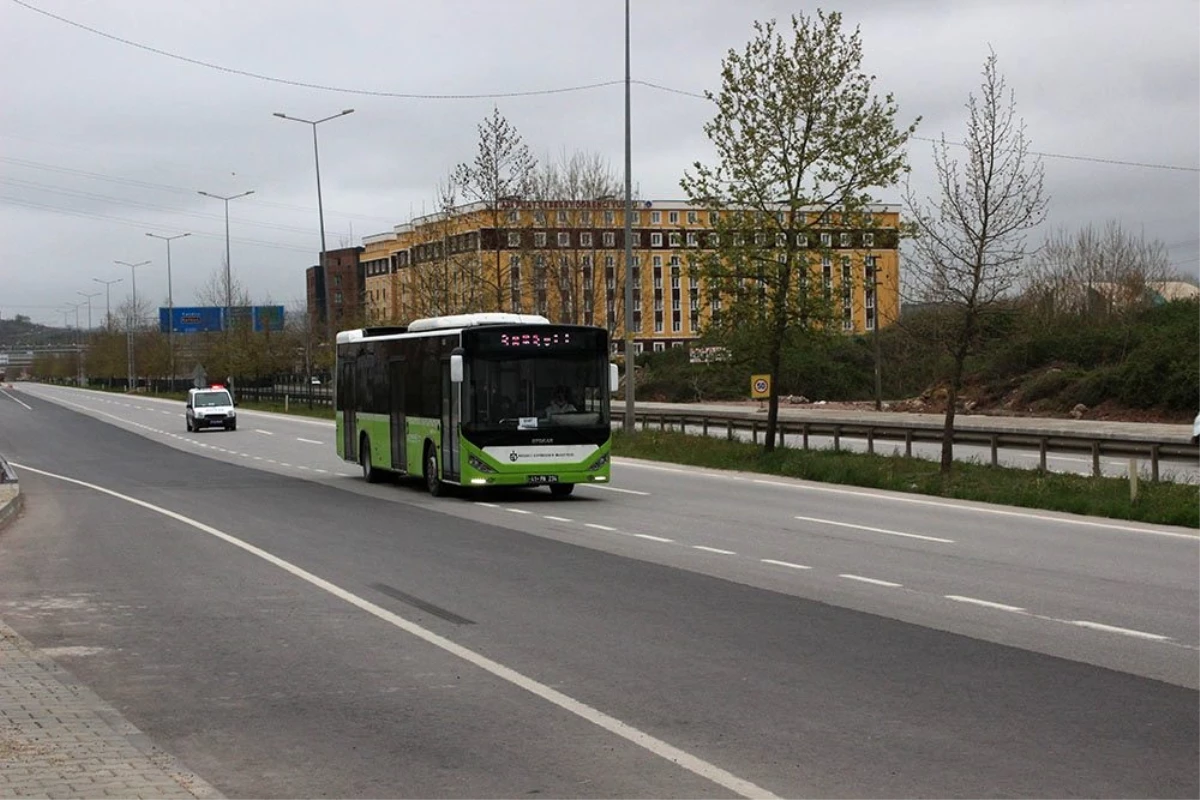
76 290 100 330
197 190 254 327
115 259 150 392
92 277 122 330
273 108 355 347
146 232 191 389
622 0 636 433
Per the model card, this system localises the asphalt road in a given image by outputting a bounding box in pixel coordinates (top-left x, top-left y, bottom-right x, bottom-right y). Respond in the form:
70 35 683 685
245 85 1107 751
0 383 1197 798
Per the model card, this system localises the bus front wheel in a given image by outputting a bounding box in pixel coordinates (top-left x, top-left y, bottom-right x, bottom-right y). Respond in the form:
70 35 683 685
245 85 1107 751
361 434 383 483
549 483 575 497
425 444 445 497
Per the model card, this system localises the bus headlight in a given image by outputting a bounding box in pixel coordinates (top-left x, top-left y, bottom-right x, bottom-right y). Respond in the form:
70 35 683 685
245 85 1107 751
586 453 609 471
468 454 497 473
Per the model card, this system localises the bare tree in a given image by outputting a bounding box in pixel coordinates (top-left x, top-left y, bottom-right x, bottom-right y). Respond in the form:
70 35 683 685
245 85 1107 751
1024 221 1173 322
196 259 253 310
903 49 1048 473
682 10 917 452
453 107 537 309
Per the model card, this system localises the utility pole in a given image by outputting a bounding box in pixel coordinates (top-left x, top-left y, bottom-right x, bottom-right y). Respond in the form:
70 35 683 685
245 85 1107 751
76 290 99 330
273 108 355 347
622 0 636 433
146 232 191 390
115 260 150 392
198 190 254 328
93 277 122 330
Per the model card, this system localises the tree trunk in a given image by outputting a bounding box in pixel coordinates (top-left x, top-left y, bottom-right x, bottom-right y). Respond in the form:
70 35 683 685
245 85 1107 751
941 338 970 474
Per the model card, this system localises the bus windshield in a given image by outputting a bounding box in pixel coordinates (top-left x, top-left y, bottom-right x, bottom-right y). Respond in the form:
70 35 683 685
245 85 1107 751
467 354 608 429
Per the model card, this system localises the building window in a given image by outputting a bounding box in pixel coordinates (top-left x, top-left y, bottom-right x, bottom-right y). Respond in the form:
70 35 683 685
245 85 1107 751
821 232 832 247
507 231 521 247
776 233 787 247
557 210 569 225
669 232 682 247
580 210 592 225
631 210 641 225
653 340 665 352
651 210 661 224
603 231 616 248
651 232 663 247
334 275 342 287
687 211 697 224
581 232 593 248
335 291 343 303
558 231 570 247
863 232 874 247
604 210 615 226
686 232 698 247
534 232 547 247
668 211 679 224
797 234 808 248
709 233 720 247
840 232 852 247
507 209 518 224
632 232 642 247
534 210 547 226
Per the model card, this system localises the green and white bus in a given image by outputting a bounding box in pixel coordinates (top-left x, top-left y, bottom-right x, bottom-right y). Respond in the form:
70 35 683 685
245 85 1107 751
335 312 619 497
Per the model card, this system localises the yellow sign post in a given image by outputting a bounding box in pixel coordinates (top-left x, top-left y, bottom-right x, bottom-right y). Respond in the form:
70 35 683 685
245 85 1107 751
750 374 771 400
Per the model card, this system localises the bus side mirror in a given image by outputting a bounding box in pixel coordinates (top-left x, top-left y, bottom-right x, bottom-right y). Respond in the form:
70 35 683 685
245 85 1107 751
450 354 464 384
609 363 620 394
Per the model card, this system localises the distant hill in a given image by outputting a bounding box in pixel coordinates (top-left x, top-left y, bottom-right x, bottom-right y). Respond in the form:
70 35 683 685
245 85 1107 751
0 316 73 347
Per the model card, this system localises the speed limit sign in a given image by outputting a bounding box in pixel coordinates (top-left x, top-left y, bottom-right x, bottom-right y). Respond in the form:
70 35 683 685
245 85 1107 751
751 374 771 399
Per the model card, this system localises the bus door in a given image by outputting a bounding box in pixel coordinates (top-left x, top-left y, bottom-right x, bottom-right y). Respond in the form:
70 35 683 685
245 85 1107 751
441 360 461 482
340 358 356 461
389 358 406 473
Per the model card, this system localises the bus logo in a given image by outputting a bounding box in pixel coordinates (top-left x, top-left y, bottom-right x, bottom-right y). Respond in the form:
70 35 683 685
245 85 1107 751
509 451 519 462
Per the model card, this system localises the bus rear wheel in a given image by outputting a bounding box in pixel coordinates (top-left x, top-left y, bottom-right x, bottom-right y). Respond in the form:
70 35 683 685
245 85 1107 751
549 483 575 497
361 434 383 483
425 444 445 497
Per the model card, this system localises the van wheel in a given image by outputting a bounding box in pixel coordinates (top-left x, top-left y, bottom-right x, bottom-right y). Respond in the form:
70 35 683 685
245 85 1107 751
425 444 445 497
549 483 575 497
361 434 383 483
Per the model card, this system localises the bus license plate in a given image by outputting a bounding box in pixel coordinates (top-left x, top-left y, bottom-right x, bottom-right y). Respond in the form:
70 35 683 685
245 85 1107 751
527 475 559 484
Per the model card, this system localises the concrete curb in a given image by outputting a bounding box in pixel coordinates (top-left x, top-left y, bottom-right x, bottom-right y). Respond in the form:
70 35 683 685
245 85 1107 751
0 484 21 531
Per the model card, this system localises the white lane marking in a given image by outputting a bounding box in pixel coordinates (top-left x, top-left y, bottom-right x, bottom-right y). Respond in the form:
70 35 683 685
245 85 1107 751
945 595 1026 613
761 559 811 570
585 523 617 531
793 514 954 544
11 462 778 800
614 458 1199 538
693 545 737 555
583 484 651 496
314 469 329 474
543 515 573 523
839 574 902 588
160 410 172 415
474 502 500 508
634 533 674 543
506 508 532 515
1065 620 1172 641
267 459 278 464
280 463 293 468
253 456 263 461
0 388 33 410
297 437 323 445
255 429 274 436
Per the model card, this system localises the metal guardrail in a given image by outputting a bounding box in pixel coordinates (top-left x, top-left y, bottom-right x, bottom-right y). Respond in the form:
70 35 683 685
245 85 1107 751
0 454 18 484
624 408 1198 482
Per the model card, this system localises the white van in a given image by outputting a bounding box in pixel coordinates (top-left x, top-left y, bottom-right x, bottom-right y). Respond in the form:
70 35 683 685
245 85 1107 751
186 386 237 432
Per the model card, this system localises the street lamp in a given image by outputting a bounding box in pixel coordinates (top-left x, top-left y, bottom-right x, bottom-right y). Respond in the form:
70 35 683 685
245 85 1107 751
622 0 636 432
76 290 100 330
273 108 355 347
146 232 191 389
92 277 122 330
115 259 150 391
198 189 254 327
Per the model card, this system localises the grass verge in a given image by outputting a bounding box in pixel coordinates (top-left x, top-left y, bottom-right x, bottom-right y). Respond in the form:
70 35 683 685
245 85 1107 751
612 429 1199 529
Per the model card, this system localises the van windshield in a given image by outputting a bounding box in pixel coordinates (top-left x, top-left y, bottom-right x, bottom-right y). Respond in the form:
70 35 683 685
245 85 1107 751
193 391 232 407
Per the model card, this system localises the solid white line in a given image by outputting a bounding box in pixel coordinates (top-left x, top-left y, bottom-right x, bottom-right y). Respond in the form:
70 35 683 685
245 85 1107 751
0 388 32 410
839 574 902 588
255 429 274 436
693 545 737 555
945 595 1026 613
474 502 499 508
761 559 811 570
634 533 674 542
583 484 651 496
297 437 323 445
1065 620 1172 641
794 514 954 544
585 523 617 531
506 508 532 515
10 462 777 800
543 515 573 523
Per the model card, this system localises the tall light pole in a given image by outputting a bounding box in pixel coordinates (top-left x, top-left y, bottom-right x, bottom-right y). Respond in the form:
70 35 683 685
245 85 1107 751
115 259 150 391
76 290 100 330
622 0 636 433
273 108 355 347
93 277 122 330
198 189 254 327
146 232 191 388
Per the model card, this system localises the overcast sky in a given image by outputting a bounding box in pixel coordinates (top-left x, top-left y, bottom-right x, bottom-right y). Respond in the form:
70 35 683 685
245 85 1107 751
2 0 1197 327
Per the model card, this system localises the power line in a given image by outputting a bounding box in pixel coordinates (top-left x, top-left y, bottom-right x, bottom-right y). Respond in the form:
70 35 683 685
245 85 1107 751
8 0 623 100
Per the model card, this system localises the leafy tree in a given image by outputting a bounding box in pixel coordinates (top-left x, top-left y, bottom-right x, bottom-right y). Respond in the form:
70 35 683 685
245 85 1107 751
681 10 917 451
903 49 1048 473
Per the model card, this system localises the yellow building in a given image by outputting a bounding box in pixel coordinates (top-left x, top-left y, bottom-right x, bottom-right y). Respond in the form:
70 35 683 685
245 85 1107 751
359 200 901 354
